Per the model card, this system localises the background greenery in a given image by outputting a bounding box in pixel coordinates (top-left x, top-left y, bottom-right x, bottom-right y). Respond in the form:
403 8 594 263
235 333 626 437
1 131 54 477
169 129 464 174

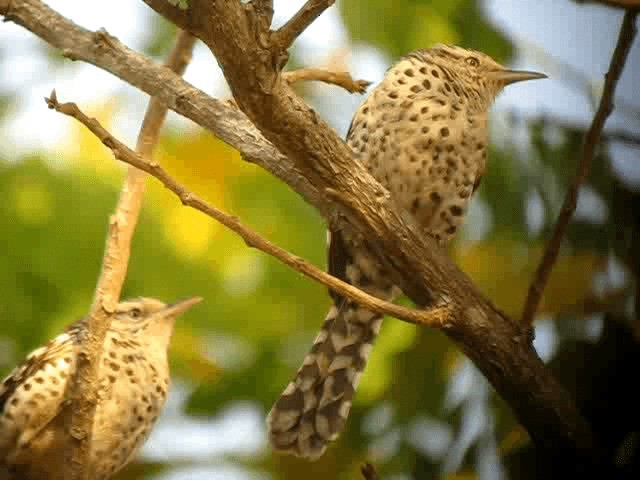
1 1 639 479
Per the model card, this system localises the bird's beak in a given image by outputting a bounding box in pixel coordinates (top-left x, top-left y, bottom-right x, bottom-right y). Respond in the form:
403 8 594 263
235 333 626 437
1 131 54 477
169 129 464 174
162 296 203 319
493 69 547 85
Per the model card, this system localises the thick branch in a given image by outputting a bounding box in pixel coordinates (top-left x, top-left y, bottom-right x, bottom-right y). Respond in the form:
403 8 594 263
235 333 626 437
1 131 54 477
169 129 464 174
141 0 598 462
283 68 371 93
61 31 196 480
521 10 637 327
246 0 274 36
1 0 597 463
45 93 452 330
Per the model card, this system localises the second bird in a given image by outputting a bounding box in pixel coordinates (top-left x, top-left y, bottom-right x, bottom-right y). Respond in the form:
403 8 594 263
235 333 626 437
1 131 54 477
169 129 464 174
0 296 201 480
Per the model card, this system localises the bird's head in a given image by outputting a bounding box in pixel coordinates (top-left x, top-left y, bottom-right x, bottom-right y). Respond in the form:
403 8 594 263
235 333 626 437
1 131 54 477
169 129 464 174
110 296 202 350
414 44 546 112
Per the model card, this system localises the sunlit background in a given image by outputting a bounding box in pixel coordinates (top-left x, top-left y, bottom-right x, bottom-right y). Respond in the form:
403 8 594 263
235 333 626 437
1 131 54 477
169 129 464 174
1 1 639 479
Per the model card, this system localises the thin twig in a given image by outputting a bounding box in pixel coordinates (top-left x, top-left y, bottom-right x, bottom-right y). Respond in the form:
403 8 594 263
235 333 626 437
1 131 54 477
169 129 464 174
62 31 196 480
45 94 453 330
283 68 371 93
526 114 640 148
521 10 637 327
271 0 335 49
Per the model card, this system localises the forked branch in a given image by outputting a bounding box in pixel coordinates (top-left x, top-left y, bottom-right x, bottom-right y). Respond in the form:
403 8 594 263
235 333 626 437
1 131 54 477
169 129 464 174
271 0 335 50
141 0 599 461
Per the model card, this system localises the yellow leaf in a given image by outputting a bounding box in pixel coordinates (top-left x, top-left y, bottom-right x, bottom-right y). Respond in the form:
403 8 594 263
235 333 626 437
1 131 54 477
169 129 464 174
453 239 606 318
162 202 219 259
159 130 257 203
62 101 122 180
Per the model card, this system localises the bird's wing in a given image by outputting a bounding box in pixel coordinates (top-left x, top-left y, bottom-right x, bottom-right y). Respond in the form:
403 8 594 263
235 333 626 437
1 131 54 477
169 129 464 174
0 328 77 461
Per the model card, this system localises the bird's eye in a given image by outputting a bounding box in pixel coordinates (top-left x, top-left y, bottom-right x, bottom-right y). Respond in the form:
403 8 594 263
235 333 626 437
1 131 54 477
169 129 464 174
465 57 479 67
130 308 142 319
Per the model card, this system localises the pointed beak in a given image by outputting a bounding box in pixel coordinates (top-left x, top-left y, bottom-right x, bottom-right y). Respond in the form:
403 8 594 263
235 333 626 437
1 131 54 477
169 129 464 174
493 69 547 86
162 296 203 319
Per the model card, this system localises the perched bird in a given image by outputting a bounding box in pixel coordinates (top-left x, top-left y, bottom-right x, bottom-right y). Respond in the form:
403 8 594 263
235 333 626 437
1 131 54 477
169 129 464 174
0 296 201 480
267 44 546 459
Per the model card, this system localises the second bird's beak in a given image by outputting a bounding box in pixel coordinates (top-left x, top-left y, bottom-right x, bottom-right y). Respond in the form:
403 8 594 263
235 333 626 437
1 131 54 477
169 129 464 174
162 296 203 320
494 69 547 85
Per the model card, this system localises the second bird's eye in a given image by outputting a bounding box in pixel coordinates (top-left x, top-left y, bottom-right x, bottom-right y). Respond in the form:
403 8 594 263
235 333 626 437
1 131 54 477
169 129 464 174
465 57 479 67
130 308 142 319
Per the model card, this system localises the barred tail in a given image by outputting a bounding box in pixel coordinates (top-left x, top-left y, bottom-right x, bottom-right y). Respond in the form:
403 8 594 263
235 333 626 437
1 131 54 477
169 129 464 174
267 300 385 459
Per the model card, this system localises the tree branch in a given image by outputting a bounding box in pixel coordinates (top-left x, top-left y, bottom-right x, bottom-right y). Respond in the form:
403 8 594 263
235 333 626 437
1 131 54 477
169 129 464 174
271 0 335 50
246 0 274 35
1 0 598 465
142 0 599 463
45 92 452 330
283 68 371 93
60 31 196 480
0 0 318 212
521 10 637 327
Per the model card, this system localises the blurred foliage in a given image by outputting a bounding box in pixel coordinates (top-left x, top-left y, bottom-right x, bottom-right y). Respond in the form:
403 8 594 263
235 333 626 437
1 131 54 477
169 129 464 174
340 0 512 62
528 119 618 252
1 1 639 479
455 240 605 318
141 13 180 59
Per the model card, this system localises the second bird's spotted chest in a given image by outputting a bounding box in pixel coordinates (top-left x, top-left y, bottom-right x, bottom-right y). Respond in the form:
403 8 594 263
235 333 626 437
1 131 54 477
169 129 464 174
96 335 168 418
90 336 169 476
347 57 488 243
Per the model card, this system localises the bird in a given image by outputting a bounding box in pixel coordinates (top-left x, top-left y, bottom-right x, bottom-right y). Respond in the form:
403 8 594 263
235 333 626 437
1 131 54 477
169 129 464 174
267 44 546 459
0 296 201 480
